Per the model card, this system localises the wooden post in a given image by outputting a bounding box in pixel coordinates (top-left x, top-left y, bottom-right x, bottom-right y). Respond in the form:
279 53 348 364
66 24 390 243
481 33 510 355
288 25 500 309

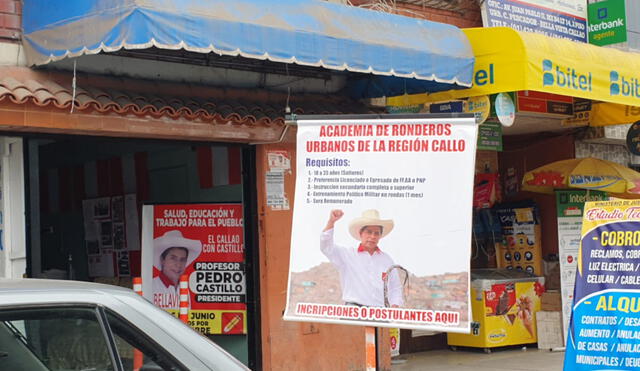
179 274 189 324
365 326 377 371
133 277 143 296
132 277 144 371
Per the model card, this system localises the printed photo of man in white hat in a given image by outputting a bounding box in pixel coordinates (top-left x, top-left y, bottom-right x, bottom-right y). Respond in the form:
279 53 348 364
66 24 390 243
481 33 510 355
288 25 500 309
321 209 403 308
152 230 202 309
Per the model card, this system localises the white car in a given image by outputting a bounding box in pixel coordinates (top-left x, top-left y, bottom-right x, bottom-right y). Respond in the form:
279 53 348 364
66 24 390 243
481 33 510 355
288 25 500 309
0 279 249 371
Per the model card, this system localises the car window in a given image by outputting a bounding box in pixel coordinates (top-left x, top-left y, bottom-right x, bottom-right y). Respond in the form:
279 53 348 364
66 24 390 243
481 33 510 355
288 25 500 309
0 306 115 371
104 310 186 371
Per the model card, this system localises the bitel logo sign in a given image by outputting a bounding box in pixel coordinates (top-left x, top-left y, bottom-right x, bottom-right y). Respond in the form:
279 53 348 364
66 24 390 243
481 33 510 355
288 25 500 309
542 59 592 92
610 71 640 98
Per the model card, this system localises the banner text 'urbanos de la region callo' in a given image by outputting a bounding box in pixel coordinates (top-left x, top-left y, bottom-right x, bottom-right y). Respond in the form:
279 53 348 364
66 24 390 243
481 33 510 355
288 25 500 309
284 116 478 333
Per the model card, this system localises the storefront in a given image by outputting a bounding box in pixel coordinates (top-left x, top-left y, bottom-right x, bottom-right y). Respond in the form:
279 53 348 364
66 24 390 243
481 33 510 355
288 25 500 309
389 26 640 106
0 65 295 365
1 0 479 369
386 26 640 354
0 65 392 366
387 26 640 256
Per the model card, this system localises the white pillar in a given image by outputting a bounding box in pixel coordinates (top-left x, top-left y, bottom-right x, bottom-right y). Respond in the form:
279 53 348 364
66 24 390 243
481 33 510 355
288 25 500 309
0 137 27 278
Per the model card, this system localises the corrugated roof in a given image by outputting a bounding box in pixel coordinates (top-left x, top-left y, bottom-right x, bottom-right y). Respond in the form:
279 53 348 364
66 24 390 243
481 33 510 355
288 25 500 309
0 67 371 126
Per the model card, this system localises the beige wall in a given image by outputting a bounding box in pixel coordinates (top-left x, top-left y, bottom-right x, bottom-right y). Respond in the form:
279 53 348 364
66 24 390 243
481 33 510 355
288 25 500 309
350 0 483 28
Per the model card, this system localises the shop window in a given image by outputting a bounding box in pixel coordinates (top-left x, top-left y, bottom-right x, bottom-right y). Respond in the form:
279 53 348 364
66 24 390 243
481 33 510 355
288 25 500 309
0 306 114 370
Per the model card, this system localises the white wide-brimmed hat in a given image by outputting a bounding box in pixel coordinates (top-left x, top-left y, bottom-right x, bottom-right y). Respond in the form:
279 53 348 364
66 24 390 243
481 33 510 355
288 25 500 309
348 209 394 240
153 230 202 270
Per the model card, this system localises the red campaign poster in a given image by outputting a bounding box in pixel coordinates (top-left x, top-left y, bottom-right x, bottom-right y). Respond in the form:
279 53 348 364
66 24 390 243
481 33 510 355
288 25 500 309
141 203 246 335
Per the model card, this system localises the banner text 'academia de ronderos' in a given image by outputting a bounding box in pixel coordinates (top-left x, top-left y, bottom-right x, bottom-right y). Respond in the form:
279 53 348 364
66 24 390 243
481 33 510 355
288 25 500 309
284 115 478 333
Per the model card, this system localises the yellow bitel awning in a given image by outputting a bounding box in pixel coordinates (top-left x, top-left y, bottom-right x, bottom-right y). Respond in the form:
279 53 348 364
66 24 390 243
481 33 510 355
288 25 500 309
388 27 640 107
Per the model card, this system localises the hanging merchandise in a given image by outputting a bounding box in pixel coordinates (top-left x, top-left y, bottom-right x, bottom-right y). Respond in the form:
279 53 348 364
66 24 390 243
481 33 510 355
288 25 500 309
494 201 543 276
482 209 504 241
471 212 487 268
472 208 502 268
473 173 501 209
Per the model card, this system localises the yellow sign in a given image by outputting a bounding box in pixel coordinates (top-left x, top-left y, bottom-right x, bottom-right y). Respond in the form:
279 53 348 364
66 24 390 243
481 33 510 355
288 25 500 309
389 328 400 357
166 309 247 335
387 27 640 108
577 199 640 277
590 103 640 126
563 102 640 127
514 208 533 223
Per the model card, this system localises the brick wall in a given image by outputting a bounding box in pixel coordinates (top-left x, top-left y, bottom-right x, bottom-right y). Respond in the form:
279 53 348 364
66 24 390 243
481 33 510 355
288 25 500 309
0 0 21 41
350 0 483 28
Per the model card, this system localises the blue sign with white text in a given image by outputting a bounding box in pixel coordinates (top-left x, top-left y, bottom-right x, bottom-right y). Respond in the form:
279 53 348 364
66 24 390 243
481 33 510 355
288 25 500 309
429 101 463 113
564 218 640 370
483 0 587 42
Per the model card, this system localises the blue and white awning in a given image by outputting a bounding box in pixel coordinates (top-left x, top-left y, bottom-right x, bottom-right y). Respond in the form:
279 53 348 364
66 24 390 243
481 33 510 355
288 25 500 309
23 0 474 98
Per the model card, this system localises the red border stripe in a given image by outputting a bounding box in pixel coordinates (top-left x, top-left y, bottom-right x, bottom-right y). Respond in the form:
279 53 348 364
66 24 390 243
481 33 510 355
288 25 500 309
196 146 213 188
228 147 242 185
134 152 149 202
109 157 124 195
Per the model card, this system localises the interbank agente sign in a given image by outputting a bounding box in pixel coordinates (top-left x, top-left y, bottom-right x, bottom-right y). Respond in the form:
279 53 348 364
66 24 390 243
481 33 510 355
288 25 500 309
588 0 627 46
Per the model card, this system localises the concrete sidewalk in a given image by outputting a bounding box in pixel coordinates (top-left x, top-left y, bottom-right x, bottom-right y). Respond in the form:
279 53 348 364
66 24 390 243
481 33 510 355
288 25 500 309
391 347 564 371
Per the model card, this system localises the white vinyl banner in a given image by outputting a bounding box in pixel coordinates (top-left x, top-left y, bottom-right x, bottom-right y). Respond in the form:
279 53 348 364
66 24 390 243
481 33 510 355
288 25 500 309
284 115 477 333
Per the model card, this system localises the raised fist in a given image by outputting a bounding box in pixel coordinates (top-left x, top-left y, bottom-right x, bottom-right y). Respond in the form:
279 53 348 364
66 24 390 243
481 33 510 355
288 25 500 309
323 209 344 232
329 209 344 222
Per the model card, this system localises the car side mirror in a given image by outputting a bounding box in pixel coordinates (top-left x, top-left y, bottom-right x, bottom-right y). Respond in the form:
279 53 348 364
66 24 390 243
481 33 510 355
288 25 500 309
140 363 163 371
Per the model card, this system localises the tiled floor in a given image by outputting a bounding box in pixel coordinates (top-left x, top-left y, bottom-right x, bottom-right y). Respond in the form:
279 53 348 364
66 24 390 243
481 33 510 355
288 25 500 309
391 347 564 371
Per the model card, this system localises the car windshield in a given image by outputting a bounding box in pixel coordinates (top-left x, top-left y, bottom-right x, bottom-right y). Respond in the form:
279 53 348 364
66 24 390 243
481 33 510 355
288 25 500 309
0 320 50 370
0 303 193 371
